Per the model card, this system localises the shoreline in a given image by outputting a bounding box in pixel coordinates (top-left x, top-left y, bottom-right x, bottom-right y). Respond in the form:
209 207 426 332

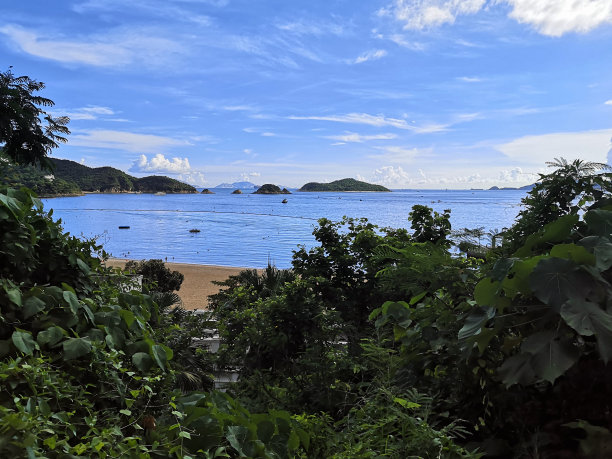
105 258 250 310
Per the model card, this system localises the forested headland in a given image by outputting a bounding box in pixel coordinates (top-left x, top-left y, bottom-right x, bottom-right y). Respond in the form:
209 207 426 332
1 158 197 196
3 69 612 457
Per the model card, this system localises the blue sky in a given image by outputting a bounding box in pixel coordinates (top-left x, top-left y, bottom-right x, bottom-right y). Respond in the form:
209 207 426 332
2 0 612 188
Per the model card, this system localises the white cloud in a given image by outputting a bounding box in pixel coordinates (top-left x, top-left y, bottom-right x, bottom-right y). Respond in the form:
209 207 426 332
178 172 207 186
326 132 397 143
68 129 190 152
457 76 483 82
379 0 486 29
496 128 612 165
261 132 276 137
505 0 612 37
605 100 612 105
353 49 388 64
497 167 539 183
130 154 193 174
0 24 183 68
370 165 411 187
380 0 612 36
243 149 253 154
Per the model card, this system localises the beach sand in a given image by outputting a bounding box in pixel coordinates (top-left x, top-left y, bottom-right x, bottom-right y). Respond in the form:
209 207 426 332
105 259 247 310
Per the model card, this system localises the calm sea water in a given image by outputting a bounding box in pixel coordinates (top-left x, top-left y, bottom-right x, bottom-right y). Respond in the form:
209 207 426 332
42 188 527 268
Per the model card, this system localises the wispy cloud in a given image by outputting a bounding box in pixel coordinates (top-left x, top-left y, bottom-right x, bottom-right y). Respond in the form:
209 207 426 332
68 129 191 152
605 100 612 105
326 132 397 143
289 112 477 134
379 0 486 30
276 18 347 36
0 24 184 68
353 49 388 64
379 0 612 37
58 105 116 120
457 76 483 83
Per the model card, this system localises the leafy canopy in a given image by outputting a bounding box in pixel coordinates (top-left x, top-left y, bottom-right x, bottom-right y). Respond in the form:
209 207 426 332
0 68 69 170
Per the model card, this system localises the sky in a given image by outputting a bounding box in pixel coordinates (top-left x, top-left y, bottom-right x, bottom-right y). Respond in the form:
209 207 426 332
2 0 612 189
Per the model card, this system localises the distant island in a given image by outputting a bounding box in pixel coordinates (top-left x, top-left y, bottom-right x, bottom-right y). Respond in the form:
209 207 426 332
0 158 196 196
201 188 215 194
253 184 291 194
299 178 390 192
215 181 259 189
489 184 535 191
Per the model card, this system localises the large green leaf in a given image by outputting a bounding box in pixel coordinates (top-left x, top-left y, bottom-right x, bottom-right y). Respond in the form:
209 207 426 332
132 352 153 372
12 330 38 355
515 214 579 257
37 326 65 347
63 337 92 360
550 243 595 266
474 279 501 307
580 236 612 272
561 299 612 362
151 344 173 371
63 290 80 315
226 425 251 457
585 209 612 237
521 331 579 384
458 307 495 341
497 353 535 387
529 258 594 310
23 296 46 319
501 256 545 298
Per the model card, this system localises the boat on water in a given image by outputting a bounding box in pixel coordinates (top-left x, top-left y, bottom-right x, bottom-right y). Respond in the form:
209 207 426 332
154 192 166 196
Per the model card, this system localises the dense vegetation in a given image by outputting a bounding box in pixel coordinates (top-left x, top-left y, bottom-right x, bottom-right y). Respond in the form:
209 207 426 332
1 158 197 195
253 184 291 194
0 160 81 196
3 70 612 457
299 178 390 192
52 159 197 193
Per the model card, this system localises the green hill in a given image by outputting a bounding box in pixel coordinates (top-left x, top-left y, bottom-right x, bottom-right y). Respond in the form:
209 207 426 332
50 159 196 193
0 160 82 196
253 184 291 194
0 158 197 195
299 178 390 192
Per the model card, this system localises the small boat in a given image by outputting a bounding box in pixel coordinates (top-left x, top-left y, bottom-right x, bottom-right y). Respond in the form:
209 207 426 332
282 199 288 204
154 192 166 196
118 226 130 229
189 229 201 233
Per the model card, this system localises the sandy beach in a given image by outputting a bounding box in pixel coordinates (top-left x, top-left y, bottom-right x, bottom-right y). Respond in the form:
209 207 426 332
105 259 248 310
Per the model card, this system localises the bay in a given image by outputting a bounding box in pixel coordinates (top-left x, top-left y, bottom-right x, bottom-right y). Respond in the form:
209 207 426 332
42 188 527 268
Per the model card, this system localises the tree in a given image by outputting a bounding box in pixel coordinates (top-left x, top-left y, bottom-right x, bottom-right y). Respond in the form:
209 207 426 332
0 68 69 170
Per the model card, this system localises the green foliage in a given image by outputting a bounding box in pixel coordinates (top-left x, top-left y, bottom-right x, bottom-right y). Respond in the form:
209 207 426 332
503 158 612 252
0 160 81 196
409 205 452 245
125 258 185 293
0 68 69 170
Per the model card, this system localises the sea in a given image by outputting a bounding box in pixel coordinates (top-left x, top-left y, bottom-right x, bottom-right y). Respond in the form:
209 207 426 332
42 188 527 269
